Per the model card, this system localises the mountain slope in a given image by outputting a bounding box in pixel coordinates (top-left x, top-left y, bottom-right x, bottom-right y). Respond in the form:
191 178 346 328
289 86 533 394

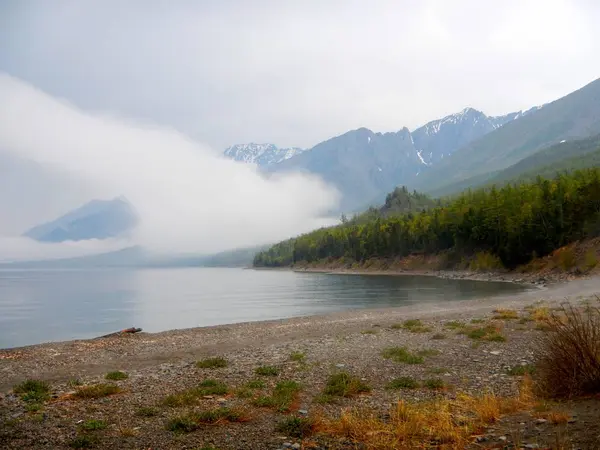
269 127 420 212
24 197 138 242
224 143 304 166
267 106 535 212
409 77 600 194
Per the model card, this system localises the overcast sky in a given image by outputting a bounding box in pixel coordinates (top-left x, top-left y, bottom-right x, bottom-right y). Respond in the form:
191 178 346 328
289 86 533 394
1 0 600 260
2 0 600 150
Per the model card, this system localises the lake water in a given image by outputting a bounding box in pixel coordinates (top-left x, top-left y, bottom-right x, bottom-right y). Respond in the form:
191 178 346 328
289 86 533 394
0 268 530 349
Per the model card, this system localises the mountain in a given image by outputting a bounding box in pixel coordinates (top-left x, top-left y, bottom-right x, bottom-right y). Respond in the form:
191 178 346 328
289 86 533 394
24 197 138 242
408 78 600 195
267 107 537 212
0 244 268 269
223 143 305 166
268 127 420 212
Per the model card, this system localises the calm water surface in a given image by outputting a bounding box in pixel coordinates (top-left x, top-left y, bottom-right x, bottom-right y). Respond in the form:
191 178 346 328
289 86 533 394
0 268 530 348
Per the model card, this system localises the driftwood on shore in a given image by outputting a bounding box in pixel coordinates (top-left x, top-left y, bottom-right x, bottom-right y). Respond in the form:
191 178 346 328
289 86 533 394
95 327 142 339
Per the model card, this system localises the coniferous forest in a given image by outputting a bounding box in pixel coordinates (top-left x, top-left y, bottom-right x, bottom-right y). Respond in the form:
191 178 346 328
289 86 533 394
253 169 600 269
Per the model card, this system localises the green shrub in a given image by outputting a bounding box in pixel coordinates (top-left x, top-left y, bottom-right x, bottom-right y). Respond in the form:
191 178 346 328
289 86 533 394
255 365 279 376
13 379 50 403
253 380 301 412
276 416 314 438
136 407 159 417
196 357 227 369
423 378 446 389
323 372 370 397
289 351 306 362
387 377 419 389
74 384 120 399
105 371 128 381
80 419 107 431
507 365 536 376
69 435 98 448
469 252 503 271
381 347 424 364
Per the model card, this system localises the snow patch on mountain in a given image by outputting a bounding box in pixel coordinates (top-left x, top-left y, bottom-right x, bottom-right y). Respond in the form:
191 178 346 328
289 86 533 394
224 143 305 166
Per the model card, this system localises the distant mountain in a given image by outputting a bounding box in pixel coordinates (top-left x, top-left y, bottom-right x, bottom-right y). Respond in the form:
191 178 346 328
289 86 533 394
0 244 268 269
268 127 420 212
24 197 138 242
266 106 538 212
409 78 600 195
223 143 305 166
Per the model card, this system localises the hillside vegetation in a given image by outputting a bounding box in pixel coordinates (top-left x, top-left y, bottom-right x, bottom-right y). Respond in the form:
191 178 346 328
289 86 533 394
429 134 600 197
410 77 600 195
254 169 600 269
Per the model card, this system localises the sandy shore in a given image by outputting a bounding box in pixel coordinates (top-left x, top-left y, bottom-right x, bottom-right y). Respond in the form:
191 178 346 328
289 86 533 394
1 275 600 449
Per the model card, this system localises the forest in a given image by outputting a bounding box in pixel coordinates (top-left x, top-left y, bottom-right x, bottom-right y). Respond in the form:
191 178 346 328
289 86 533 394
253 169 600 269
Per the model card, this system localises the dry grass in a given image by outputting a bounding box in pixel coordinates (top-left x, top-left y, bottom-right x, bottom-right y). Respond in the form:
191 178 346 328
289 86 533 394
493 309 519 320
73 384 120 399
536 303 600 397
315 378 535 449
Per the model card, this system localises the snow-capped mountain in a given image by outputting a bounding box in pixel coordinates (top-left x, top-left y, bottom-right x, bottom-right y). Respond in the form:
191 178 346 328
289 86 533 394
223 143 305 166
411 107 502 165
490 105 545 128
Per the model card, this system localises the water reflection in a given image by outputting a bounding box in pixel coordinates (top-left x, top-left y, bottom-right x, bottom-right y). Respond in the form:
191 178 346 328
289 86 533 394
0 268 529 349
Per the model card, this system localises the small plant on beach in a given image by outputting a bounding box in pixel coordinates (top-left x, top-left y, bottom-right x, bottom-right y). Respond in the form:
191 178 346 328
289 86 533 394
74 384 120 399
25 403 42 412
289 351 306 362
136 406 159 417
507 365 536 376
470 318 485 324
536 304 600 397
276 416 314 439
323 372 370 398
431 333 447 340
445 320 466 329
105 371 128 381
166 415 198 433
381 346 424 364
196 357 227 369
69 434 99 448
245 379 266 389
387 377 419 390
461 324 506 342
255 365 279 376
166 407 247 433
68 378 83 387
493 309 519 320
80 419 107 431
401 319 432 333
423 378 446 390
253 380 301 412
13 379 50 403
361 329 378 335
417 348 440 357
162 380 228 407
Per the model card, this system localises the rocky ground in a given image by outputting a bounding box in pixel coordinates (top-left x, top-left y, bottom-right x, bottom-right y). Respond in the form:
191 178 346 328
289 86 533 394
1 278 600 449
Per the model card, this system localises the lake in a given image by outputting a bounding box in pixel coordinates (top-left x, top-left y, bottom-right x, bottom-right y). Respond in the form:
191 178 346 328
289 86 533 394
0 268 530 349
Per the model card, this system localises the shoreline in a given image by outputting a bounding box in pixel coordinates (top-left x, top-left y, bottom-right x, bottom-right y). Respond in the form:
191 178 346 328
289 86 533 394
2 275 600 449
2 275 599 390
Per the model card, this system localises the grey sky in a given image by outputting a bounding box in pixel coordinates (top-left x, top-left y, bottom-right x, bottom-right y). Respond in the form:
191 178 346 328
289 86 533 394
2 0 599 150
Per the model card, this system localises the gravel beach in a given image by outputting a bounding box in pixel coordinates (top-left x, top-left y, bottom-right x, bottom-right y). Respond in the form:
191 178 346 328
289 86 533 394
2 275 600 449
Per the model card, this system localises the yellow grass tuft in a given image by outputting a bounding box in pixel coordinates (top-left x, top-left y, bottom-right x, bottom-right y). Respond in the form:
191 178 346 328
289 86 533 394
315 378 535 449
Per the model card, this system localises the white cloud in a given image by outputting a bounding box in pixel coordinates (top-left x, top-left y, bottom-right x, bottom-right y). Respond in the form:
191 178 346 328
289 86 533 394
1 1 599 149
0 74 339 260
